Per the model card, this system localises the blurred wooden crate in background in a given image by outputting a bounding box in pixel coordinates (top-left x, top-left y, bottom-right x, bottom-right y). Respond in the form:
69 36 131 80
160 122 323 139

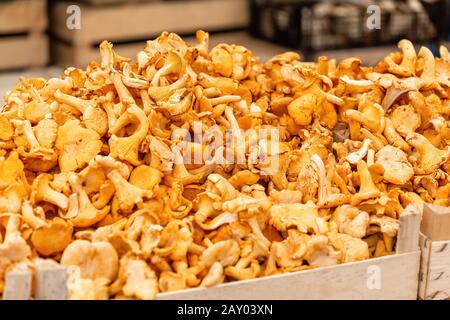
50 0 249 67
78 0 149 4
0 0 48 70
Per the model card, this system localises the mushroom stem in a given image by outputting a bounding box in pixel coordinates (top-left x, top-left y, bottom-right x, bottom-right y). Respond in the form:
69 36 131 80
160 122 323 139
112 72 135 105
351 161 381 205
54 89 92 113
2 215 22 246
208 95 241 106
347 139 371 164
197 212 237 230
325 93 344 106
398 39 417 74
60 193 79 219
418 47 437 86
312 154 349 208
22 120 42 151
22 201 47 229
32 174 69 210
247 216 271 248
150 63 173 87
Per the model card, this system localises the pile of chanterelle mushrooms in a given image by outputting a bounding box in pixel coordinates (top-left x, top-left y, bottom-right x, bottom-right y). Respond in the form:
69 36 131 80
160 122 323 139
0 32 449 299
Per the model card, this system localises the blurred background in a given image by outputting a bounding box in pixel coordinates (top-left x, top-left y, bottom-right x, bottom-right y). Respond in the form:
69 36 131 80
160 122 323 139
0 0 449 96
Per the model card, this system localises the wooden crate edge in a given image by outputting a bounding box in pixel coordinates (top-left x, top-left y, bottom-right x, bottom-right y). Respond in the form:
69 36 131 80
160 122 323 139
418 234 432 300
396 205 421 254
421 203 450 242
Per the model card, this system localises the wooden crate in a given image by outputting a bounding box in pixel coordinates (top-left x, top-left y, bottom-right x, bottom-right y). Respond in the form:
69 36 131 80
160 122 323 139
50 0 249 67
79 0 151 5
3 205 421 300
419 204 450 300
0 0 48 70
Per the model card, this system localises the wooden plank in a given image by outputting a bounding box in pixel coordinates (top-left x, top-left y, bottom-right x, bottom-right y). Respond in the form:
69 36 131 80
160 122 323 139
418 234 432 300
0 0 47 34
421 203 450 241
50 0 249 45
421 239 450 300
0 34 48 70
2 263 32 300
34 259 68 300
396 205 421 254
157 252 420 300
418 205 450 300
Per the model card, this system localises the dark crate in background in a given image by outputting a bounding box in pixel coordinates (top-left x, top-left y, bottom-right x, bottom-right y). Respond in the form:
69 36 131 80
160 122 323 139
250 0 446 58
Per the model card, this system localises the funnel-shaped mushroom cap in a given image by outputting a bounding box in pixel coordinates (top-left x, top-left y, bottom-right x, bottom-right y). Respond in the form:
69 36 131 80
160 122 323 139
61 240 119 283
68 174 110 228
55 119 102 172
109 105 149 166
406 133 450 174
200 239 240 268
375 145 414 184
31 217 73 257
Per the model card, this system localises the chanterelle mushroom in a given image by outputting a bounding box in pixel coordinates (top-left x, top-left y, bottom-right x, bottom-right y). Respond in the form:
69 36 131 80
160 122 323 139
406 133 450 174
200 239 240 268
117 255 158 300
67 173 110 227
107 169 153 214
55 119 102 172
332 205 369 239
31 173 69 210
66 265 109 300
270 202 325 235
0 152 24 190
61 240 119 284
109 105 149 165
22 201 73 256
328 232 369 263
0 214 31 263
375 145 414 185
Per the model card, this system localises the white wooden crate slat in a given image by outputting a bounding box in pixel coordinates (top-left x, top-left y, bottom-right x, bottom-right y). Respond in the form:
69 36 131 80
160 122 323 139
419 204 450 300
0 0 48 70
